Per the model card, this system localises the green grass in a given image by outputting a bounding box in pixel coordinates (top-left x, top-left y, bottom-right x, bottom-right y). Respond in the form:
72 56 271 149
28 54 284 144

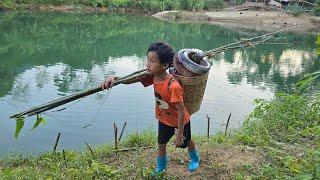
0 0 16 9
121 129 157 148
236 93 320 147
0 0 224 11
314 0 320 16
285 3 305 16
1 0 319 15
233 91 320 179
1 84 320 178
0 129 158 179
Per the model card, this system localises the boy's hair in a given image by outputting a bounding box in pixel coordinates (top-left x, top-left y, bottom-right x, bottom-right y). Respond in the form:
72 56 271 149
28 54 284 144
147 41 175 65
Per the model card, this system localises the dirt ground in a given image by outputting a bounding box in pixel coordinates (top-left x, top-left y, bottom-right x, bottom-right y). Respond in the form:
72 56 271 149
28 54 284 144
153 10 320 34
105 143 263 179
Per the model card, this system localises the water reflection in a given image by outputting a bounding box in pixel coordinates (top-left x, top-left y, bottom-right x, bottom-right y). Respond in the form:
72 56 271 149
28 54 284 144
0 11 318 156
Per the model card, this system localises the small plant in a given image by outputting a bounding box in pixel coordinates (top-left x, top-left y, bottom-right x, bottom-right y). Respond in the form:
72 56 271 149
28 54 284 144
179 0 205 11
122 129 157 148
237 92 320 146
296 71 320 92
204 0 224 10
314 0 320 16
285 3 304 16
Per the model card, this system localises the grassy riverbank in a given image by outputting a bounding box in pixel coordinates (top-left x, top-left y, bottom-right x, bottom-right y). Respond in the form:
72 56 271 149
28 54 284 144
1 0 320 16
1 91 319 179
0 0 226 11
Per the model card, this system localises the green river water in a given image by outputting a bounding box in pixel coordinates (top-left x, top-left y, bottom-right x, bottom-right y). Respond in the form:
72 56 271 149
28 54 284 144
0 11 318 156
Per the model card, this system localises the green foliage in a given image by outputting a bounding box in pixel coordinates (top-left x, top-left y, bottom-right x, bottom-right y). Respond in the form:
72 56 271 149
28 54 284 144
0 0 16 9
0 130 157 179
0 0 224 11
229 0 246 5
314 0 320 16
14 118 24 138
122 129 157 148
207 132 229 145
140 167 166 179
285 3 304 16
32 115 46 130
106 0 131 8
179 0 205 11
0 151 119 179
2 0 320 13
13 116 46 138
236 93 320 146
204 0 224 9
296 71 320 91
252 150 320 179
234 94 320 178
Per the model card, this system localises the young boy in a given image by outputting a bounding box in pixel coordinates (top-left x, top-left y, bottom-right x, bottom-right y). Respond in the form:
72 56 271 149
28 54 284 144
101 41 200 173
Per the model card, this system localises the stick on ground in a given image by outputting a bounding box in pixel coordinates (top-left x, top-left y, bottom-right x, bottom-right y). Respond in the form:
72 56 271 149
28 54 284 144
225 113 231 137
53 132 61 153
206 114 210 139
85 141 96 159
62 149 67 167
113 123 118 150
118 122 127 142
112 146 156 153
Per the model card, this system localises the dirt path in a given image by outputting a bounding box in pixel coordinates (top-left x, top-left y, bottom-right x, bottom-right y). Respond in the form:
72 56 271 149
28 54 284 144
105 143 263 179
153 10 320 34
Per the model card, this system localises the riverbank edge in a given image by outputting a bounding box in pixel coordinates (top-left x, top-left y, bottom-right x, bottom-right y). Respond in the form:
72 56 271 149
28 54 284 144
1 3 319 34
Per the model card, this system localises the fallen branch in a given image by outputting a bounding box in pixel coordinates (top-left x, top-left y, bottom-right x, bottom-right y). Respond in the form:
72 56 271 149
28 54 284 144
113 146 156 153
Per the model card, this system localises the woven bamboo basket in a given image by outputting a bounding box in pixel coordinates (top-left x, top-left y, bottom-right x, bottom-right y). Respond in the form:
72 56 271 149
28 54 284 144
172 72 209 115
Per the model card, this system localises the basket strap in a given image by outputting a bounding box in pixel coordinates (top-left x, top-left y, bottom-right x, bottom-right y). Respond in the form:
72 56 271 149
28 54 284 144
167 77 175 92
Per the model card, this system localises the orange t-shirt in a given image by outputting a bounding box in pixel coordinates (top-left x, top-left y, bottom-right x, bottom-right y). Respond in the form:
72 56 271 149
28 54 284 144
141 74 190 127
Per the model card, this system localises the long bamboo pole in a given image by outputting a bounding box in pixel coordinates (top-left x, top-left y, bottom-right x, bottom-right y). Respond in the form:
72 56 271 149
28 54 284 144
10 69 149 119
9 28 291 119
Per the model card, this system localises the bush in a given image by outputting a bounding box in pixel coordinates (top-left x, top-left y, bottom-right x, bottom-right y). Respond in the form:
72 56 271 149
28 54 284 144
314 0 320 16
122 129 157 148
204 0 224 10
179 0 205 11
285 3 304 16
237 93 320 146
230 0 246 5
0 0 16 9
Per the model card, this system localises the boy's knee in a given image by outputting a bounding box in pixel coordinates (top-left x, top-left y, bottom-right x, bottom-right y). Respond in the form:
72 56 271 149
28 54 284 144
158 143 167 147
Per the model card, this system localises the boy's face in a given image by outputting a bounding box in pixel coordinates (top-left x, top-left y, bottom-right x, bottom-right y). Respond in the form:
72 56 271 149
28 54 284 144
146 51 168 75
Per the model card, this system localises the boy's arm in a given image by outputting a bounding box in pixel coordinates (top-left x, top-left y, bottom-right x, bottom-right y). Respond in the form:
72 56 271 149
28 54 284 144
120 75 149 84
102 75 150 90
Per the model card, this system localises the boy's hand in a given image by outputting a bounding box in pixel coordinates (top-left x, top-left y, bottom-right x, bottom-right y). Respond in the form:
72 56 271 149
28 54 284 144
101 76 115 90
174 132 185 148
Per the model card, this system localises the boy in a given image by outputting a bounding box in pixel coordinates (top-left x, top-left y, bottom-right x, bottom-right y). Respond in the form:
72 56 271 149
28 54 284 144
101 41 200 173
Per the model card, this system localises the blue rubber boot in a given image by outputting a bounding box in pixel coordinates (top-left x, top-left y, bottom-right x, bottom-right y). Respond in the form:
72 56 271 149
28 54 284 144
188 149 200 172
155 155 167 173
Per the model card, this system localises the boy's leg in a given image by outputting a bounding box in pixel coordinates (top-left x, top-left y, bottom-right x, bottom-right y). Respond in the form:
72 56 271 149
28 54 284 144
187 140 196 151
183 121 200 172
158 143 167 157
155 143 168 173
187 140 200 171
155 121 174 173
